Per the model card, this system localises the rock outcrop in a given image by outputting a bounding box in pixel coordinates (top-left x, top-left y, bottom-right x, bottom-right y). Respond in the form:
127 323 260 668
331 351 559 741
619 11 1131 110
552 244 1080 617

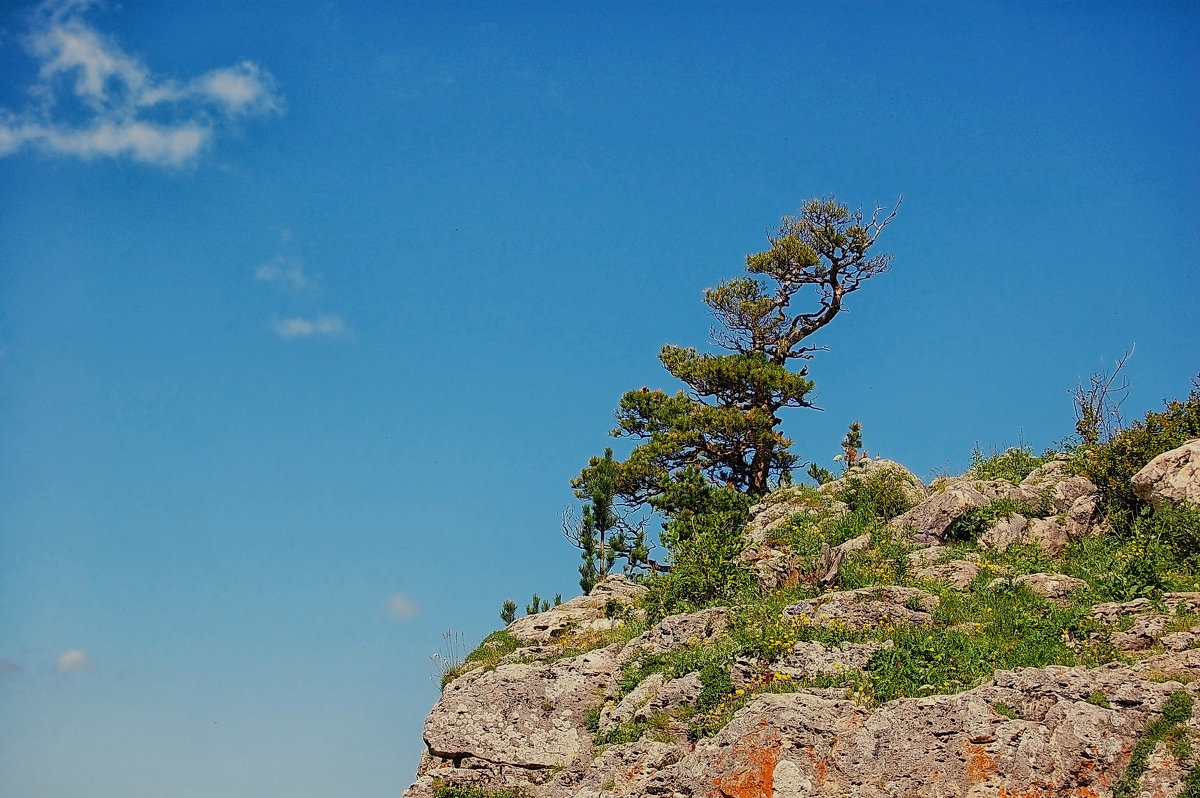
506 575 646 644
891 459 1103 552
404 444 1200 797
1132 438 1200 509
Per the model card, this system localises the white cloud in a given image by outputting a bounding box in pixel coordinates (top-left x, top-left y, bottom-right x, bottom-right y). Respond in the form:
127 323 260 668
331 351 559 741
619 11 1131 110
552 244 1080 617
272 314 350 339
385 594 418 620
0 0 283 166
55 648 94 674
255 256 316 292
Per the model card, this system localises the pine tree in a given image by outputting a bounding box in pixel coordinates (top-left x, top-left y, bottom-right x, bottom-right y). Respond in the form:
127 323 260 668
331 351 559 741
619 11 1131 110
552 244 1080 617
584 195 899 503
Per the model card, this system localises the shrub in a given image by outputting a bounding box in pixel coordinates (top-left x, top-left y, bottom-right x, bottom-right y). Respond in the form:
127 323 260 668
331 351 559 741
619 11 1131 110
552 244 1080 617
642 471 753 618
833 465 919 521
432 782 525 798
944 497 1022 543
697 661 734 711
441 630 522 689
1074 377 1200 533
1114 690 1195 798
967 445 1051 485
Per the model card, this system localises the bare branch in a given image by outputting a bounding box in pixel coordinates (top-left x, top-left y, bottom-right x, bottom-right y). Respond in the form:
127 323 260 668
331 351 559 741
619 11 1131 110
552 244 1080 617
1073 345 1134 445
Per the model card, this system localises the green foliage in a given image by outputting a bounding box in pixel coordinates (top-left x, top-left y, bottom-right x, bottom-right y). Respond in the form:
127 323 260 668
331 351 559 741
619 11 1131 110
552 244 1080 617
967 445 1051 485
526 593 549 615
1086 691 1111 708
1152 502 1200 567
943 491 1053 544
868 584 1101 703
611 366 804 499
499 599 517 625
991 702 1018 719
832 465 918 521
440 630 522 689
1114 690 1195 798
841 421 864 467
806 462 834 485
569 448 648 592
640 469 753 618
432 782 525 798
1074 376 1200 533
944 497 1022 543
697 661 734 711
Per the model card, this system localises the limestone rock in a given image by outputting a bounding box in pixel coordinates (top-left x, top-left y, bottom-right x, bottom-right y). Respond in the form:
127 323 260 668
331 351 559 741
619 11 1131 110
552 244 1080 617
783 585 939 629
1015 460 1099 513
1113 614 1170 652
916 558 981 590
617 607 728 664
986 572 1087 599
819 458 928 508
422 645 619 771
643 664 1186 797
771 639 894 679
1092 592 1200 625
907 545 949 567
599 672 665 732
979 513 1028 551
890 483 992 543
505 575 646 644
743 487 843 545
566 741 684 798
1132 438 1200 509
1029 517 1074 553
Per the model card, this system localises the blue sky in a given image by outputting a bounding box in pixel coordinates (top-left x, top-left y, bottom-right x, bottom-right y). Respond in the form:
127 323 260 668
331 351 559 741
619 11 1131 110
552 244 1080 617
1 1 1196 796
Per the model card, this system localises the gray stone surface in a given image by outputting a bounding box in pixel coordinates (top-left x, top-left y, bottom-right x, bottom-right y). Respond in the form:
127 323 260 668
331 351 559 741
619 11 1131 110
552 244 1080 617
783 585 939 629
1132 438 1200 509
986 572 1087 599
642 664 1188 798
916 558 981 590
505 575 646 644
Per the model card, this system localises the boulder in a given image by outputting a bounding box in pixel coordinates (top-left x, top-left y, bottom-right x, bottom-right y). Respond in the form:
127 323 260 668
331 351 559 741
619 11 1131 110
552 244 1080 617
421 645 619 771
1113 614 1170 652
783 586 939 630
1015 460 1099 513
979 513 1029 551
617 607 729 664
819 458 928 508
564 740 683 797
1132 438 1200 509
986 572 1087 599
891 483 998 543
643 664 1189 797
600 671 702 732
770 639 894 679
743 487 843 545
505 575 646 644
916 559 981 590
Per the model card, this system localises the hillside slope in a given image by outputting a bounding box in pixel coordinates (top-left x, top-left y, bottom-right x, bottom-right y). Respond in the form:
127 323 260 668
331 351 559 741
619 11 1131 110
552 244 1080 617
404 439 1200 798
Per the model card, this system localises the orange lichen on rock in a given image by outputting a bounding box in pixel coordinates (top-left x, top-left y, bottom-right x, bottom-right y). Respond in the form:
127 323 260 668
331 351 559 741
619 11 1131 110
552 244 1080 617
965 743 997 782
997 786 1100 798
712 737 779 798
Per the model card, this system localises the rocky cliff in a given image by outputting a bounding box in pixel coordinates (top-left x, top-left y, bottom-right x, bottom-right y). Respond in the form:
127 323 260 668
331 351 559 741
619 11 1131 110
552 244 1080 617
404 440 1200 798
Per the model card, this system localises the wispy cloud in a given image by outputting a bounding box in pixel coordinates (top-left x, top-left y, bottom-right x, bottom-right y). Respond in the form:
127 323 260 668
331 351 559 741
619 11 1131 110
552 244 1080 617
0 658 22 675
0 0 283 166
255 256 317 292
272 314 350 339
384 594 419 620
55 648 94 674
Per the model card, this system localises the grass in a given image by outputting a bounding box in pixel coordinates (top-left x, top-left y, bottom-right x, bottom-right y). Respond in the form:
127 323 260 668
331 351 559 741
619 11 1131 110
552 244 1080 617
1113 690 1195 798
432 781 526 798
474 423 1200 749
